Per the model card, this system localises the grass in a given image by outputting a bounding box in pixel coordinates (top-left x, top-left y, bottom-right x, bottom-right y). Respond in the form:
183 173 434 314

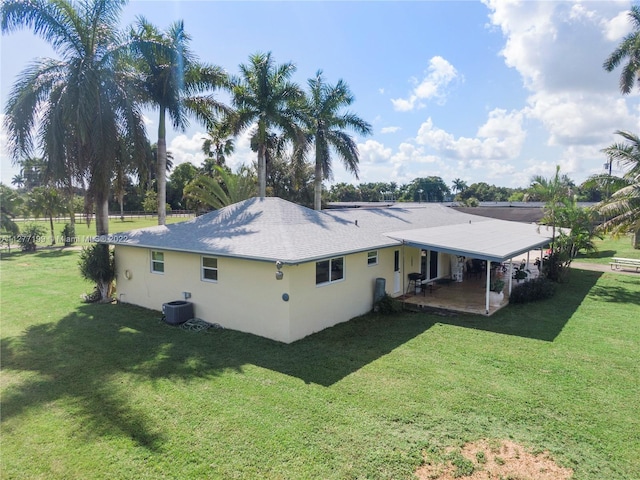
5 215 191 249
1 239 639 479
575 233 639 264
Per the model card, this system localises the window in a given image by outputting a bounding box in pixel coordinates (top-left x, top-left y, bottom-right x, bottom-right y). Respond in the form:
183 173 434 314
367 251 378 266
151 251 164 273
201 256 218 282
316 257 344 285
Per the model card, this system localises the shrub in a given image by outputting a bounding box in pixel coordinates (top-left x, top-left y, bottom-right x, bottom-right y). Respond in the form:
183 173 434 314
541 250 570 282
15 223 46 252
509 277 556 304
374 293 403 314
490 278 505 292
61 223 76 246
78 244 115 302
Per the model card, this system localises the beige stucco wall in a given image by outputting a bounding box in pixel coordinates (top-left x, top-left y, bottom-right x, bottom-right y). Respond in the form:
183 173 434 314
115 245 405 343
286 247 400 341
402 247 453 283
115 245 460 343
115 246 291 342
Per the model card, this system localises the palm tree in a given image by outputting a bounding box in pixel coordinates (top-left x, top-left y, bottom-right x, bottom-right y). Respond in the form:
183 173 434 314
113 154 130 221
603 5 640 94
0 184 22 236
16 157 46 191
452 178 467 195
28 186 63 245
10 174 24 189
131 17 228 225
2 0 148 237
183 167 257 212
202 120 235 172
528 166 580 280
137 142 174 193
597 130 640 246
231 52 305 199
297 71 372 210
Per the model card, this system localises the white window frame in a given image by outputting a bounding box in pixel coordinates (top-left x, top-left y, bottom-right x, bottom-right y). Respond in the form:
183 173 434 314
367 250 378 266
151 250 165 274
201 256 218 283
316 256 345 286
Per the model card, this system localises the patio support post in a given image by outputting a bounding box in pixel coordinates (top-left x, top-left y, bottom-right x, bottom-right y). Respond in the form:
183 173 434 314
508 259 513 294
485 262 491 314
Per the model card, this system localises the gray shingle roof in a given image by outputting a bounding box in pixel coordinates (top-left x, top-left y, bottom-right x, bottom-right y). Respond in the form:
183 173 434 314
103 197 552 264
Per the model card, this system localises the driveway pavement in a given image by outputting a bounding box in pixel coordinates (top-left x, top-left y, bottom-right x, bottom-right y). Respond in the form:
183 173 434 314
571 261 639 276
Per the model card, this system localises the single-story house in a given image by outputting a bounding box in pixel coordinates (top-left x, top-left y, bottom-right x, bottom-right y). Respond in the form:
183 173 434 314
103 197 556 343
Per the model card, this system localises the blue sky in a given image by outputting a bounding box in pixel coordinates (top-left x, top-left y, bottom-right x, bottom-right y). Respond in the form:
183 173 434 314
2 0 639 190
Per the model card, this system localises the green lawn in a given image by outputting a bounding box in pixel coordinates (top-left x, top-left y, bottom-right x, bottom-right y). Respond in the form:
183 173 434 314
576 234 639 264
6 215 191 249
1 242 639 479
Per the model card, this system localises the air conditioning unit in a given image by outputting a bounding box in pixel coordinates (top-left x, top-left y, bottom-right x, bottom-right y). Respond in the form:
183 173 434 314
162 301 194 325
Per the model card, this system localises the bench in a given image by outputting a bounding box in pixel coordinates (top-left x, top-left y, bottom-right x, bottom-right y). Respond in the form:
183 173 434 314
609 257 640 272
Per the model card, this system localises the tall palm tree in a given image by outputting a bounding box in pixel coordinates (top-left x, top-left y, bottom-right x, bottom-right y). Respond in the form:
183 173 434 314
452 178 467 195
16 157 46 191
297 71 372 210
603 5 640 94
2 0 148 237
202 120 235 171
597 130 640 245
131 17 228 225
28 186 63 245
10 174 24 189
231 52 305 199
138 142 174 193
528 166 573 249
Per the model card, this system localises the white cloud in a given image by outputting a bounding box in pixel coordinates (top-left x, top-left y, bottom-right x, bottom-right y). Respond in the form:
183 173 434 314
357 140 393 165
603 8 633 41
391 56 459 111
416 109 525 161
526 93 636 146
168 132 207 169
485 0 627 93
482 0 639 184
168 126 257 173
391 142 438 166
380 126 401 134
227 127 256 170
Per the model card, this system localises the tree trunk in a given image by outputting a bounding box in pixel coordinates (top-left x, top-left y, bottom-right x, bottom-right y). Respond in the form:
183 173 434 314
95 194 110 236
258 143 266 199
314 148 323 211
633 226 640 249
157 108 167 225
119 192 124 221
49 214 55 245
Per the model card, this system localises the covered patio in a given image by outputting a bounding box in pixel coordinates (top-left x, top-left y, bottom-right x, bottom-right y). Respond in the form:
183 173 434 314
385 220 558 315
399 273 509 315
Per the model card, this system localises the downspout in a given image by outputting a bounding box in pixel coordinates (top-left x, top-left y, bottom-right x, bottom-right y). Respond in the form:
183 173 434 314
401 242 406 295
485 263 491 314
